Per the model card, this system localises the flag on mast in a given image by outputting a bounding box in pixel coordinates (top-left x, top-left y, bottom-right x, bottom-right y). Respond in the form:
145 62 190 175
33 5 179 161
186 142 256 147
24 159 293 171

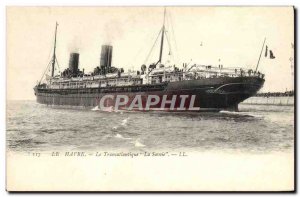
270 50 275 59
264 44 275 59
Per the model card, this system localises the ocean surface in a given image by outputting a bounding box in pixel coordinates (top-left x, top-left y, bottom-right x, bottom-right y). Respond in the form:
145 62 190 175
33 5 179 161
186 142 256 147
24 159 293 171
6 100 294 153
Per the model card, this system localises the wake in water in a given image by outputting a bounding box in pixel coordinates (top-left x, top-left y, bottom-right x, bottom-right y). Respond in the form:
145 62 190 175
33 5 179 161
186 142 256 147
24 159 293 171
91 106 99 111
110 117 145 147
112 126 119 130
220 110 264 118
91 105 114 112
114 133 132 140
130 139 146 147
7 101 294 152
121 117 130 126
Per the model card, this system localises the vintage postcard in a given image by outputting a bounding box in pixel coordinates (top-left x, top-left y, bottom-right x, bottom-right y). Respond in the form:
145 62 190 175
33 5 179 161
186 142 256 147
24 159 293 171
6 6 294 191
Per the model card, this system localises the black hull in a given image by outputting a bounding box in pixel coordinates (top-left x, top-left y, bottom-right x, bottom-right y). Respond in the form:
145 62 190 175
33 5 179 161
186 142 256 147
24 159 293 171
34 76 265 112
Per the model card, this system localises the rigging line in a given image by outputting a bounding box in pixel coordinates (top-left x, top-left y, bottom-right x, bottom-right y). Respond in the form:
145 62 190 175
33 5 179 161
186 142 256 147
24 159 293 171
43 31 56 70
255 37 266 72
48 28 56 62
164 16 173 64
167 11 180 64
125 31 156 67
46 44 53 65
143 27 163 64
38 60 52 84
165 31 175 63
126 43 144 67
55 56 61 73
38 24 58 84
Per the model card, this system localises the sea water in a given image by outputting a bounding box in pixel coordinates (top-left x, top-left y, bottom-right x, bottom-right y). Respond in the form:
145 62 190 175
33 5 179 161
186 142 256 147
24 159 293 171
6 100 294 154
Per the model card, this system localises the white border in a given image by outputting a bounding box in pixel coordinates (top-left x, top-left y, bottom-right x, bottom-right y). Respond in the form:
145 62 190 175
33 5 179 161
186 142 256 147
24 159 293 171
1 0 298 196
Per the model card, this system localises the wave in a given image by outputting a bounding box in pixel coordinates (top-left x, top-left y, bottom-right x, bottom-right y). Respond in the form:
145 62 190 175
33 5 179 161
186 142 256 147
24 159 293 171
91 106 99 111
91 106 114 112
112 126 119 130
130 139 146 147
114 133 132 140
91 106 143 114
120 131 140 137
220 110 263 118
121 117 130 126
111 117 130 131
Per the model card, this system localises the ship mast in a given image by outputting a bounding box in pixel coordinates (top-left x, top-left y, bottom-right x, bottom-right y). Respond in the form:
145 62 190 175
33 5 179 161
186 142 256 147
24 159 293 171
255 37 266 72
157 8 166 64
51 22 58 77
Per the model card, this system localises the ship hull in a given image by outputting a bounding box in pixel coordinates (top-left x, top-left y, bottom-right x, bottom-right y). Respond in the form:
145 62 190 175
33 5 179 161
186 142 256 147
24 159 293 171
34 77 264 112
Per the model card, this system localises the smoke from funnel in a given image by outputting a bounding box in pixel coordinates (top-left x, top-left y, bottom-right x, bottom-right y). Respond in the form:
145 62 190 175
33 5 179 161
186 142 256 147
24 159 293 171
68 36 81 53
103 20 123 44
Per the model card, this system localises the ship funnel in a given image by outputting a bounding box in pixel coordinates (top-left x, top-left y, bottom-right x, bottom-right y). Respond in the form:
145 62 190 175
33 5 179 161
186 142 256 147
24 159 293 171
69 53 79 74
100 45 113 70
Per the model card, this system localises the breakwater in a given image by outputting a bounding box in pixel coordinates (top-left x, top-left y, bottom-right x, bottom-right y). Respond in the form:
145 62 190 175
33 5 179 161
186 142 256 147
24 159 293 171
242 96 294 106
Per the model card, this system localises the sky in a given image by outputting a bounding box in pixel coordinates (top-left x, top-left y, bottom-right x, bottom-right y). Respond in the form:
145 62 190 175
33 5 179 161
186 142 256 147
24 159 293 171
7 6 294 100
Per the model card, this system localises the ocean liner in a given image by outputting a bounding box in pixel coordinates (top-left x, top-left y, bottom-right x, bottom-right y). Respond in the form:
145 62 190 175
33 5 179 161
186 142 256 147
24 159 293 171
34 9 265 112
